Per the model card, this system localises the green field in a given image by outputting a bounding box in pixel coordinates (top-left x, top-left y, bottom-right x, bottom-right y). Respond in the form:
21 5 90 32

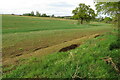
3 31 120 78
2 15 120 78
2 15 112 58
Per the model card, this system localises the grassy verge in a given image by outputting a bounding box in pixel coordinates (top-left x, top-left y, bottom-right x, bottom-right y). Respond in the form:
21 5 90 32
3 31 120 78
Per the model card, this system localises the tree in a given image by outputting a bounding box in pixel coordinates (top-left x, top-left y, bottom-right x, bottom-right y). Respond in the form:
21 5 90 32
41 14 47 17
104 17 112 23
23 13 31 16
95 2 120 32
95 2 120 49
51 14 54 17
95 2 120 25
95 2 120 17
72 3 95 24
31 11 34 16
36 11 41 17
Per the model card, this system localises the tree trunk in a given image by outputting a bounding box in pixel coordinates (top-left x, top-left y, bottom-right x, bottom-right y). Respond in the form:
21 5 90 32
78 18 83 24
81 18 83 24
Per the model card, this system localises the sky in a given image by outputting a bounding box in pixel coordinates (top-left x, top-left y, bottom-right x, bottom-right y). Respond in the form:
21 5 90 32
0 0 96 16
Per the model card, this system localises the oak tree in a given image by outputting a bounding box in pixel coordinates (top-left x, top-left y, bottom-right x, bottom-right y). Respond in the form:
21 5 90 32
72 3 95 24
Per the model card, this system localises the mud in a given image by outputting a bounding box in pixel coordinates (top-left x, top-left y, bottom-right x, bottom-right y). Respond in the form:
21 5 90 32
16 54 22 56
94 34 100 38
59 44 79 52
33 46 49 52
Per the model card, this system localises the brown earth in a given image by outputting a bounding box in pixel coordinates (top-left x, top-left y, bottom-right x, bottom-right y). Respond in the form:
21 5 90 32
2 33 102 67
59 44 80 52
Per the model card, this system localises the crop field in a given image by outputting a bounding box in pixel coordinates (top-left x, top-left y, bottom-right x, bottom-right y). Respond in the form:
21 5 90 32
2 15 113 58
3 31 120 78
2 15 120 78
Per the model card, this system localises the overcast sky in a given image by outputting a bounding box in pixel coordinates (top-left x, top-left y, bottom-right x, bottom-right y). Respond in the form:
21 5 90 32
0 0 95 16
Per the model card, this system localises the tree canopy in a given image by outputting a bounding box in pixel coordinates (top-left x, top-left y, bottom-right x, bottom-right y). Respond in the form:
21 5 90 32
31 11 34 16
41 14 47 17
36 11 41 17
95 2 120 45
95 2 120 17
104 17 112 23
72 3 95 24
95 2 120 31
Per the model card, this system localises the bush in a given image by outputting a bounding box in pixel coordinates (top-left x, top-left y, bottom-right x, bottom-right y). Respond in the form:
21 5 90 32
104 17 112 23
109 41 120 50
23 13 31 16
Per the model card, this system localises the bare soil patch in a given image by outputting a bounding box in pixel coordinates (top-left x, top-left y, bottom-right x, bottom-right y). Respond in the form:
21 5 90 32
59 44 80 52
94 34 100 38
33 46 49 52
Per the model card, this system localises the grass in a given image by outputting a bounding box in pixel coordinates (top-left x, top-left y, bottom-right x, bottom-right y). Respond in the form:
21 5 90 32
3 31 120 78
2 15 113 58
3 15 119 78
2 15 110 34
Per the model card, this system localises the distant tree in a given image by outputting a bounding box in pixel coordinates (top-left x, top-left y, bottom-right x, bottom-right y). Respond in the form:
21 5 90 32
41 14 47 17
98 17 104 22
23 13 31 16
31 11 34 16
72 3 95 24
104 17 112 23
11 14 14 15
36 11 41 17
51 14 54 17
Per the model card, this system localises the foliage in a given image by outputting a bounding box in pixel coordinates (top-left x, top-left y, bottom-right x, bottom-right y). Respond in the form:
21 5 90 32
41 14 48 17
95 2 120 24
31 11 34 16
95 17 104 22
23 11 35 16
51 14 54 17
72 3 96 24
36 11 41 17
95 2 120 47
23 11 51 17
23 13 31 16
104 17 112 23
95 2 120 17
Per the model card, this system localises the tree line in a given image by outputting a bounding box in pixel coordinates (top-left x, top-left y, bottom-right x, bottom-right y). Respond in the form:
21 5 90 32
22 2 119 24
23 11 55 17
